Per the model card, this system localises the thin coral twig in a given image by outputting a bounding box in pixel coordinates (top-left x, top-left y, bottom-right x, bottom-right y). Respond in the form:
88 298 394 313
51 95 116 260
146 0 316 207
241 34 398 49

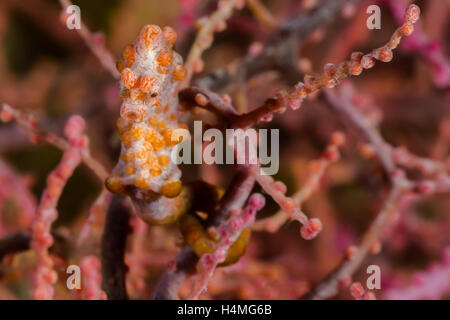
349 282 376 300
206 169 256 227
324 82 450 183
323 85 396 178
58 0 120 79
253 132 345 232
126 215 149 298
150 247 198 300
188 3 420 129
305 173 411 299
179 87 239 122
391 147 448 177
0 158 37 232
0 231 69 262
77 188 112 246
230 4 421 128
386 0 450 90
246 0 277 30
80 255 107 300
305 73 449 300
31 115 87 300
1 104 109 181
384 247 450 300
195 0 366 90
151 169 255 299
249 164 323 239
188 193 265 299
182 0 245 87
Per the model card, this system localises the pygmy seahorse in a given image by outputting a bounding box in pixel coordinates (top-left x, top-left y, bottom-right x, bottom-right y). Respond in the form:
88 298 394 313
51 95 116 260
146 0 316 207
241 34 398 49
106 25 190 224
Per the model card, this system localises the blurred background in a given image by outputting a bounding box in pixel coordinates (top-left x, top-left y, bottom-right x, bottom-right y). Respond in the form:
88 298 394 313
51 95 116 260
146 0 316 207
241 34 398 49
0 0 449 299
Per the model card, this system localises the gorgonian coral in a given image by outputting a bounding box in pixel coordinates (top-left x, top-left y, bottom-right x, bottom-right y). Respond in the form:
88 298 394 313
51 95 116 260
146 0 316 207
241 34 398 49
0 0 448 301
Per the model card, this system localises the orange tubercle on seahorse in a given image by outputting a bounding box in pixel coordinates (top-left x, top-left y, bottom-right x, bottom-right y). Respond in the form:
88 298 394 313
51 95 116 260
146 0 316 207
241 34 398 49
107 24 188 224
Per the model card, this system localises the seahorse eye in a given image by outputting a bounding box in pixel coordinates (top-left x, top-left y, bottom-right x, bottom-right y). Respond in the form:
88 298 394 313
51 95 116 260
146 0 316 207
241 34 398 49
150 92 158 98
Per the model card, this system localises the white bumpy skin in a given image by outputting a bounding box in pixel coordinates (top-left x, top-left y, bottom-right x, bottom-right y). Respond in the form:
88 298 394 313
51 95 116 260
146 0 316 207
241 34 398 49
106 25 190 224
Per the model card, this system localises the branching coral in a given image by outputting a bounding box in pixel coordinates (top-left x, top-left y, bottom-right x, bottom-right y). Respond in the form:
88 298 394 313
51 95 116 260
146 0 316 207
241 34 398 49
253 132 346 233
0 0 448 301
80 255 107 300
182 0 245 87
385 0 450 90
384 247 450 300
306 172 411 299
0 158 36 233
109 1 448 300
226 4 421 128
31 115 87 300
188 193 265 299
58 0 120 79
304 82 449 300
0 104 108 182
177 4 421 243
349 281 376 300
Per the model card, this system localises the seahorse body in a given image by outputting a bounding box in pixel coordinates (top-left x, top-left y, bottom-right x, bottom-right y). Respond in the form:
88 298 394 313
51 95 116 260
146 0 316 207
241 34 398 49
106 25 189 224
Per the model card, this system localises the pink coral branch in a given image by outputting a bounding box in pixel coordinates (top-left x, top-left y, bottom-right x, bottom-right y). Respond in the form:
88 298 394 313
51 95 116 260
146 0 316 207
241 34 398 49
151 170 255 300
31 115 87 300
249 164 323 240
1 104 109 181
253 132 345 232
384 247 450 300
126 215 149 298
305 173 411 299
0 158 37 234
349 282 376 300
80 255 107 300
188 193 265 299
391 147 448 177
179 87 239 122
415 174 450 195
246 0 277 30
58 0 120 79
324 82 450 193
77 188 112 245
182 0 245 87
386 0 450 90
195 0 366 91
176 0 205 42
324 84 395 178
306 74 449 300
230 4 421 128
